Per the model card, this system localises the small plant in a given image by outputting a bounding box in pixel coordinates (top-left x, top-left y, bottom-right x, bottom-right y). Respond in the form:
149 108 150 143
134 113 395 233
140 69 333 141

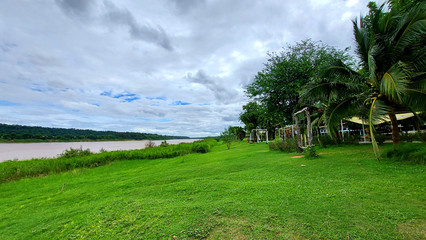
59 146 93 158
375 134 387 145
145 140 156 148
304 145 319 159
221 127 236 150
160 140 169 147
192 142 210 153
343 135 359 144
99 148 107 153
381 144 425 164
268 139 297 153
318 135 335 148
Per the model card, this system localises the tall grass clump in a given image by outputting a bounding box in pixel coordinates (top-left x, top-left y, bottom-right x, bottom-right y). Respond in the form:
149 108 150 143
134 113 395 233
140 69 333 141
58 146 93 158
381 143 425 164
0 139 217 183
269 138 297 153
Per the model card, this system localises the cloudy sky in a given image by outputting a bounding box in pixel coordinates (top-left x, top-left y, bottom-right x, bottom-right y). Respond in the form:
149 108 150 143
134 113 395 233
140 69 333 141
0 0 381 137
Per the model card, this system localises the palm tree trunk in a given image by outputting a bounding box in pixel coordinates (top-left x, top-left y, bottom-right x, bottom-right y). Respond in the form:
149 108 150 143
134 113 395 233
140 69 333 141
389 111 400 144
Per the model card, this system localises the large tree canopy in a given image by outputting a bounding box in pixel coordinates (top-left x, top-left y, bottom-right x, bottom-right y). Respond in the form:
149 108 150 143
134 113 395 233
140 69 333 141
242 40 353 132
300 0 425 159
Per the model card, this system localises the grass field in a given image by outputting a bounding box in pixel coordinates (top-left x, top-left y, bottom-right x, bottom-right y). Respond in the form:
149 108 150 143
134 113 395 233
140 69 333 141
0 142 425 239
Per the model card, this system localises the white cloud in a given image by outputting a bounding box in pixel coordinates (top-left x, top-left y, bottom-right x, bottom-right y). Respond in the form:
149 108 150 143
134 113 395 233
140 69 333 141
0 0 377 137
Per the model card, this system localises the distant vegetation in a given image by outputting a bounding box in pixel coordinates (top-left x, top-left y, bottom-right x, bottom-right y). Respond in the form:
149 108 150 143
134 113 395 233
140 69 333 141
0 123 189 142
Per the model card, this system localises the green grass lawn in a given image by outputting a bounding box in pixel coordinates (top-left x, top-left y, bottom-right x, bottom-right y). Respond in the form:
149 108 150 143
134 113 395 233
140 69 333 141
0 142 424 239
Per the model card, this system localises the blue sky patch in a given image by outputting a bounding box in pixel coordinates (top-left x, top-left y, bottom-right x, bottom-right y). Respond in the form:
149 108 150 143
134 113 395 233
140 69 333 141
158 118 171 122
0 100 20 106
172 100 191 106
121 96 140 102
101 90 140 102
146 96 166 101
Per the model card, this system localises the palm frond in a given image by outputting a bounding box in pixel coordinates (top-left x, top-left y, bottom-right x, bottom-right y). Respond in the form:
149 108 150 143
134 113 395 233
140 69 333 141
380 61 412 102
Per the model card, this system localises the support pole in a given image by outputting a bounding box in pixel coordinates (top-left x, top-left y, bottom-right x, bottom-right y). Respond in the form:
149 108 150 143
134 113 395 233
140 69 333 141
266 130 269 143
362 118 366 143
295 116 302 151
256 130 259 143
284 128 287 142
341 120 344 141
305 108 313 146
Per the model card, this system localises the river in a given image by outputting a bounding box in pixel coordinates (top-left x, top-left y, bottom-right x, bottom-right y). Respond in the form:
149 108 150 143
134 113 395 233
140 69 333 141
0 139 200 162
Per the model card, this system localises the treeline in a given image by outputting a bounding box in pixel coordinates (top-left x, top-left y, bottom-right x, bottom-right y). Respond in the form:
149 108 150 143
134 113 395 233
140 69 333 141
0 123 189 142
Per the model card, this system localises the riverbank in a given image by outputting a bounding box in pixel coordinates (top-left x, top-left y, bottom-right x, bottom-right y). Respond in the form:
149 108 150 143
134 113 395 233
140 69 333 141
0 142 424 239
0 139 201 162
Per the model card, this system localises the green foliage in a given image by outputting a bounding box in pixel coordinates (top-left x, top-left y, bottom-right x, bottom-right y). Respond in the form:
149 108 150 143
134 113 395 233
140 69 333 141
0 123 189 142
381 143 425 164
300 1 426 160
0 140 216 183
160 140 169 147
268 138 298 152
375 134 387 145
242 39 353 132
317 135 336 148
145 140 156 148
191 142 211 153
58 147 93 158
228 126 246 141
343 135 359 145
220 127 237 150
402 132 426 142
304 145 319 159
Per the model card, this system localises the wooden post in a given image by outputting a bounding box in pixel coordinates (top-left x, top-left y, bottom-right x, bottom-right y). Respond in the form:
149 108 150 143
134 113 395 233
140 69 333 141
305 108 313 146
362 118 366 143
256 130 259 143
284 128 287 142
266 130 269 143
295 115 302 150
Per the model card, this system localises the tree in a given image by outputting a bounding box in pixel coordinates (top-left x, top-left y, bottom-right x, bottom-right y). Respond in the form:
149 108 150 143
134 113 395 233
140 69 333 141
300 1 425 159
228 126 246 141
242 40 353 132
221 127 237 150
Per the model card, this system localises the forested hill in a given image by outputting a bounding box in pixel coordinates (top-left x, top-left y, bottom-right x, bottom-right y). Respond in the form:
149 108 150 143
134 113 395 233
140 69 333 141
0 123 189 142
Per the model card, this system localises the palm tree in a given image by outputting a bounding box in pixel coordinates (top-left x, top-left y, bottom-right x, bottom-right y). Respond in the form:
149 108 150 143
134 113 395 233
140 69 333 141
301 1 425 160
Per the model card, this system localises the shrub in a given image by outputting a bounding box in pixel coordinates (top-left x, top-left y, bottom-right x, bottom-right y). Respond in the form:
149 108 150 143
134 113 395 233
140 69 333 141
145 140 156 148
318 135 335 148
343 135 359 145
381 144 425 164
269 138 297 153
375 134 387 145
192 142 210 153
160 140 169 147
304 145 319 159
58 147 93 158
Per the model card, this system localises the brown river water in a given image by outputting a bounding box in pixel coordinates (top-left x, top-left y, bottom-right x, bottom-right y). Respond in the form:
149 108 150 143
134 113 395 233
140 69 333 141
0 139 200 162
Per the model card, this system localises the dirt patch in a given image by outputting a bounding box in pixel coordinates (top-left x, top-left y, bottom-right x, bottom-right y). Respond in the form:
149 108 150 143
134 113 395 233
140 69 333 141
397 219 426 239
291 155 304 158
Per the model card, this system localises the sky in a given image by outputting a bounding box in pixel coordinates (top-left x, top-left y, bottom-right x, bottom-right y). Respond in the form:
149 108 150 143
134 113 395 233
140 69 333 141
0 0 381 137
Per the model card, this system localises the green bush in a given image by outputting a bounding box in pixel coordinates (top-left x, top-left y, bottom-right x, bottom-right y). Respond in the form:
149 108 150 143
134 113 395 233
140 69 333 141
269 138 297 153
375 134 387 145
58 147 93 158
318 135 335 148
343 135 359 145
381 143 425 164
304 145 319 159
160 140 169 147
192 142 210 153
